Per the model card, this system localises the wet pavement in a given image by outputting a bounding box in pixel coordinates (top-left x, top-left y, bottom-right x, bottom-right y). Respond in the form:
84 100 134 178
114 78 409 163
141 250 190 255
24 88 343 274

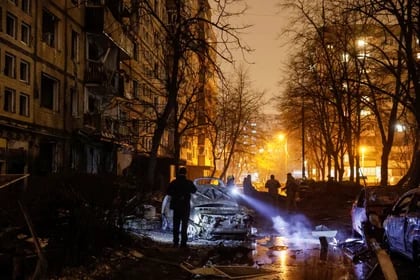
128 214 358 279
251 235 355 279
128 208 420 280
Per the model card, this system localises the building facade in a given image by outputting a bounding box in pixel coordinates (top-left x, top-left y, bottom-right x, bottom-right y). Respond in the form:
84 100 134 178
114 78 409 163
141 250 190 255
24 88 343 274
0 0 215 183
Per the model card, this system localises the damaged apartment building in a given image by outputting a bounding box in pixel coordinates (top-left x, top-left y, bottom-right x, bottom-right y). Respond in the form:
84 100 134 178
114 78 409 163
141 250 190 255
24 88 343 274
0 0 216 183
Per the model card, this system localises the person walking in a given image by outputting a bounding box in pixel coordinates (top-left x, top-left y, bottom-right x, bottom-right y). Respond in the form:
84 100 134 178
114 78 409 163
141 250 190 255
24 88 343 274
282 173 299 212
265 174 281 207
166 167 197 248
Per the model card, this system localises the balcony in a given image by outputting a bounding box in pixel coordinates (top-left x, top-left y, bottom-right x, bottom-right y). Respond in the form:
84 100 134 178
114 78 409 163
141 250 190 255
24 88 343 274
85 6 133 59
85 61 107 83
83 113 130 141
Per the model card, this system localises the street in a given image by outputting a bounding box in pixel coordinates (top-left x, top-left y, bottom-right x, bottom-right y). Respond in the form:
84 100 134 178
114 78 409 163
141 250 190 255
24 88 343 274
124 193 419 280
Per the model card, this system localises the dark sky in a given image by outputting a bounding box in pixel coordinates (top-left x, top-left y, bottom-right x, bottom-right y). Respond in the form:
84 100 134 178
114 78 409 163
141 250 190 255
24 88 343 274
224 0 292 113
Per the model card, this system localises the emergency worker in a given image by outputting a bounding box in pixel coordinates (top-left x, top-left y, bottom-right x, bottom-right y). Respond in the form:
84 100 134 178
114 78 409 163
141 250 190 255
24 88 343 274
166 167 197 248
282 173 299 212
265 174 281 207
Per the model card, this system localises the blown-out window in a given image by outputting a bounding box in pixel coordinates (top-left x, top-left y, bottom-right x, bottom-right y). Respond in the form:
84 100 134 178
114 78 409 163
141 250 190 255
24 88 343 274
41 73 59 111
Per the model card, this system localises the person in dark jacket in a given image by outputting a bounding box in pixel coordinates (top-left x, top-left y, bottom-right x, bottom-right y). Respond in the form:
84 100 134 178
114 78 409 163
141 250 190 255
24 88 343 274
282 173 299 212
166 167 197 248
265 174 281 207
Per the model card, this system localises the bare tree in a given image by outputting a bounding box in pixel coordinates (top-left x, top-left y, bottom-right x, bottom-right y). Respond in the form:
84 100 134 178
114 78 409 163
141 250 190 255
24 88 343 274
121 0 252 191
206 66 264 180
277 0 418 186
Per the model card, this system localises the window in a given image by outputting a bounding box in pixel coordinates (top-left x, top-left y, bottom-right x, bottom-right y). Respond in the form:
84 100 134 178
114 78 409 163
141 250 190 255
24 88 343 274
6 13 17 38
87 95 98 113
21 22 30 45
20 60 29 82
71 30 79 62
70 87 78 117
3 88 16 113
133 80 139 98
22 0 31 14
41 73 59 111
342 52 350 63
4 53 16 78
19 93 29 116
42 10 57 48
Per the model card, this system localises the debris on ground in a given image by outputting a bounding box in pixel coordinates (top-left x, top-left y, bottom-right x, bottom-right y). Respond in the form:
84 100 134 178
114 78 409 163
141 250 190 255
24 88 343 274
180 261 278 279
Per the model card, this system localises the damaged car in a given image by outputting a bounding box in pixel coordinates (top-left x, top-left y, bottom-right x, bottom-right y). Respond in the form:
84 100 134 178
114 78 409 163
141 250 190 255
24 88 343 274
383 187 420 264
161 177 254 240
351 186 404 239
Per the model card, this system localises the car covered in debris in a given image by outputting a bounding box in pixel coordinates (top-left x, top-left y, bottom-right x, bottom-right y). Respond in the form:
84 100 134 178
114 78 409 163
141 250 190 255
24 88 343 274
383 187 420 263
351 186 403 239
161 177 254 240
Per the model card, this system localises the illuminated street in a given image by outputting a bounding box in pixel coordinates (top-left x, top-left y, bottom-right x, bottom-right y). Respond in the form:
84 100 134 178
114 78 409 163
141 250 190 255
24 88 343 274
125 189 418 280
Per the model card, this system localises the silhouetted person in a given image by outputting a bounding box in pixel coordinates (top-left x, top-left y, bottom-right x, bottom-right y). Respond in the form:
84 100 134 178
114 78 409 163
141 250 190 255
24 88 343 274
167 167 197 248
265 174 281 207
282 173 299 212
243 174 254 196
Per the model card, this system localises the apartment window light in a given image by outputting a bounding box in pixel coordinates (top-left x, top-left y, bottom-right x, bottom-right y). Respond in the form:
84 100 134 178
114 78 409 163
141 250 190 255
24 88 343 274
357 39 366 48
342 52 350 62
395 123 406 132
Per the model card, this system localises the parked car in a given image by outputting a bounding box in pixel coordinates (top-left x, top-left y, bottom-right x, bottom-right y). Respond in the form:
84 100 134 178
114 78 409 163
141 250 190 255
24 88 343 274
383 187 420 263
351 186 403 239
161 177 254 240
